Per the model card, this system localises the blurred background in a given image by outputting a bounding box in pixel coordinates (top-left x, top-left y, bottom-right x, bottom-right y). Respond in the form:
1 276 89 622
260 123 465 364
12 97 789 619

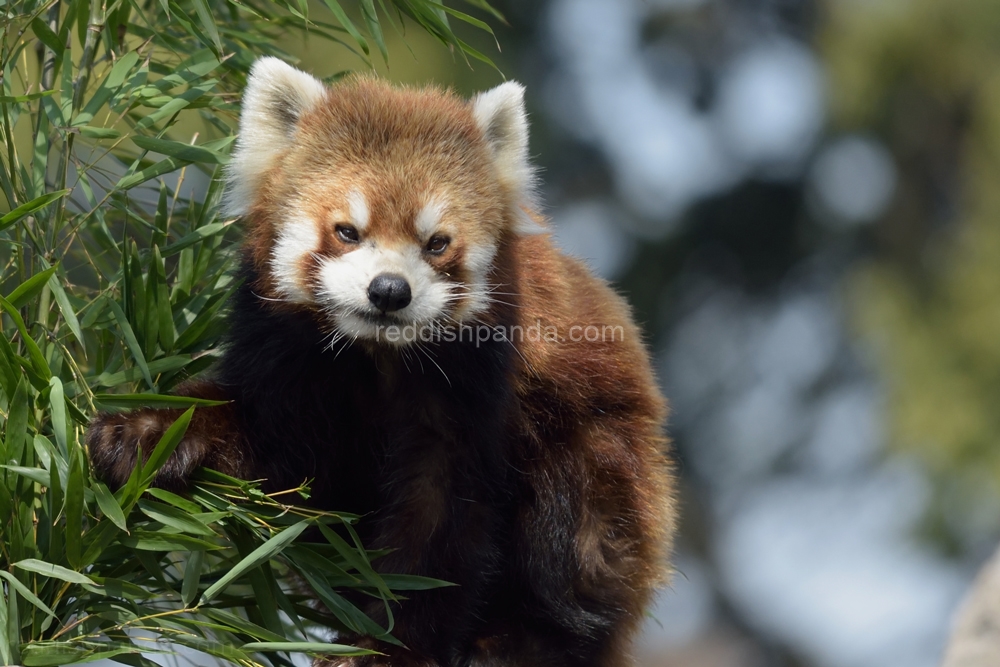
281 0 1000 665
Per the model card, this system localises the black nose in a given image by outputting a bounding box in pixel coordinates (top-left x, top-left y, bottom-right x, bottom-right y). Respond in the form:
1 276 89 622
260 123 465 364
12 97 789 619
367 273 412 313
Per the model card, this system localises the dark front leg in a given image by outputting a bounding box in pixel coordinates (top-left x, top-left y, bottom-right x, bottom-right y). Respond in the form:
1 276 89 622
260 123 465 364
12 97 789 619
86 380 254 489
328 438 506 667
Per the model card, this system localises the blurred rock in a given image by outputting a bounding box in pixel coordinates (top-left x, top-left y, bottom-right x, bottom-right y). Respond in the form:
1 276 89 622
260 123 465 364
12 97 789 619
941 545 1000 667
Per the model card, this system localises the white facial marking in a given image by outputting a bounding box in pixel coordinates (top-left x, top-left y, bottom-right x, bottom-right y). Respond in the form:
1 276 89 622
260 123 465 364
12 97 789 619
317 244 453 345
456 241 499 320
271 214 320 303
415 197 448 239
347 189 370 231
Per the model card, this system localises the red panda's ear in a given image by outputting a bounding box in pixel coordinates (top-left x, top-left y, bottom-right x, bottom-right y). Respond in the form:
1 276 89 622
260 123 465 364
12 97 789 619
224 57 326 217
472 82 544 235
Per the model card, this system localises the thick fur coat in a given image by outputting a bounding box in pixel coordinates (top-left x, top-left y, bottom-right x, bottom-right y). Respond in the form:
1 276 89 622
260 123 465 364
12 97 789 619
87 59 676 667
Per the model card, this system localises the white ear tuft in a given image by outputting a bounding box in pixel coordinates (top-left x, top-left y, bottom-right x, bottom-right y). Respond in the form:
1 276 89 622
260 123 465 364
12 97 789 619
472 81 538 229
224 57 326 217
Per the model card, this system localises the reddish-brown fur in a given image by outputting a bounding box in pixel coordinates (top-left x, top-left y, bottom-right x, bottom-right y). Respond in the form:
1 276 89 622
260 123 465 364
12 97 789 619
87 76 676 667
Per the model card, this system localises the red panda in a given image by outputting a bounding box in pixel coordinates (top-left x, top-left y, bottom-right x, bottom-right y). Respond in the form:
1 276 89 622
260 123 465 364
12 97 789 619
87 58 676 667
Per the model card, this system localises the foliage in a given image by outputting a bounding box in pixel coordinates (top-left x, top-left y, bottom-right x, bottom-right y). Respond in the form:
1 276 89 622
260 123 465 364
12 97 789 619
824 0 1000 555
0 0 498 663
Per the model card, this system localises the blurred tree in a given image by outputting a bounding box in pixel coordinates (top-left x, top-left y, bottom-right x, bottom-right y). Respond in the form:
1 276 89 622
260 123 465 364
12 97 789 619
825 0 1000 556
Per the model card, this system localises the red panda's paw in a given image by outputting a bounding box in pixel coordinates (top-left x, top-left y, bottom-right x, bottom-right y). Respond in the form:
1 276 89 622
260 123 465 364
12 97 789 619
86 409 207 490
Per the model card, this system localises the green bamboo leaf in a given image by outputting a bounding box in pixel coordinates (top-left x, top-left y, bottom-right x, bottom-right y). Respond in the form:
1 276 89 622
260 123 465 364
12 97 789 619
2 377 29 465
0 295 51 381
133 81 216 132
320 0 370 56
107 299 154 389
13 559 97 586
144 251 161 358
174 284 238 350
0 334 19 397
30 17 63 55
153 182 170 246
93 393 226 409
189 0 222 52
182 550 205 606
0 591 8 667
131 135 230 164
460 0 505 22
78 124 121 139
5 586 19 665
5 265 57 308
0 91 57 103
151 50 221 93
200 522 309 604
242 642 377 656
120 532 221 552
319 523 392 601
360 0 388 64
1 466 50 485
93 480 128 531
48 376 68 453
378 573 457 590
159 221 231 257
140 407 194 483
168 636 248 664
73 51 140 126
65 445 86 567
93 355 192 387
115 156 191 191
296 567 395 642
427 0 497 37
0 190 70 232
153 246 174 351
0 572 56 620
138 499 215 536
201 609 287 643
146 487 200 513
45 267 84 345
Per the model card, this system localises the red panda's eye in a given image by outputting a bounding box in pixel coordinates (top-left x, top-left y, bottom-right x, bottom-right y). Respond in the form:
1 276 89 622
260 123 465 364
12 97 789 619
426 235 450 255
336 224 360 244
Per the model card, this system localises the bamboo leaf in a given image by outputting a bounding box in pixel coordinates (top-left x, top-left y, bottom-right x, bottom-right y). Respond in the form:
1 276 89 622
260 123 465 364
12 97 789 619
0 190 71 233
190 0 223 53
78 126 122 139
93 393 226 409
182 550 205 606
200 522 309 604
65 444 86 567
93 480 128 531
0 572 57 620
242 642 377 656
2 377 30 465
131 136 230 164
159 221 231 257
320 0 370 56
107 299 154 389
73 51 140 126
138 499 216 536
46 268 84 345
13 559 98 586
5 265 57 308
48 376 68 453
140 407 194 483
0 295 51 381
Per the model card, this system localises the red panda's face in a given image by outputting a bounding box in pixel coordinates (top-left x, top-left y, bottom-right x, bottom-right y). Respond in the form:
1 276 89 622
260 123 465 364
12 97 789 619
224 60 542 346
